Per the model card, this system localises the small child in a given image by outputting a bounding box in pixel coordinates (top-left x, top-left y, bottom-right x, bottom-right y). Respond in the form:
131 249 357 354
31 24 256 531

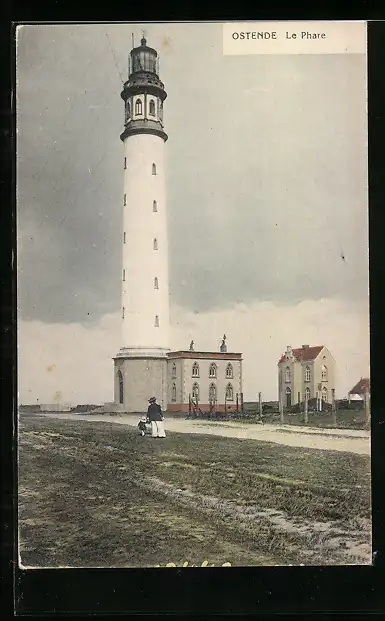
138 414 149 437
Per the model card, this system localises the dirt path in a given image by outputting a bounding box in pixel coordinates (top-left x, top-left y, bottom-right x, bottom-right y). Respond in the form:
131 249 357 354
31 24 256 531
35 412 370 455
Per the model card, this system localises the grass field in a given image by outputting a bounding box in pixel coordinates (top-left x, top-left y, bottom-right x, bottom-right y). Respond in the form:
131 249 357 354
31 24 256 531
18 414 371 568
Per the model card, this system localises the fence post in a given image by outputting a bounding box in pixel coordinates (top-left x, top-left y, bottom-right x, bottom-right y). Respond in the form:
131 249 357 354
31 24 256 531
304 393 309 425
240 392 244 416
236 393 239 414
279 400 284 424
332 388 336 426
365 389 370 430
258 392 262 420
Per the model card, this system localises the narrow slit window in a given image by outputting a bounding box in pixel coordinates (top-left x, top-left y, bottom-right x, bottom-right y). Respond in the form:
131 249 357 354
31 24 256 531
153 200 157 212
154 277 159 289
122 269 125 281
149 99 156 116
155 315 159 327
153 238 158 250
123 232 126 244
124 194 126 206
152 163 156 175
122 307 125 319
124 157 127 169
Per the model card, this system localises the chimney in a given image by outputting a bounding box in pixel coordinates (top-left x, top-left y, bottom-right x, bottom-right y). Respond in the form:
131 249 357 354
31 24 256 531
302 344 309 349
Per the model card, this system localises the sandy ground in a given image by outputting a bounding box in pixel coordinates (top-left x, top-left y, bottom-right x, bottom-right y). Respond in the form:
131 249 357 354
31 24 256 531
36 412 370 455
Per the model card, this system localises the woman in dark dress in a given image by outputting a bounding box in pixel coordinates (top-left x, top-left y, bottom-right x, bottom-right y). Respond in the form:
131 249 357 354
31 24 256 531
147 397 166 438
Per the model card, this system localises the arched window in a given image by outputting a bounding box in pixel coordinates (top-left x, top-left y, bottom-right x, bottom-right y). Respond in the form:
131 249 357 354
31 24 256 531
209 363 217 378
122 269 125 281
226 363 233 379
149 99 156 116
285 386 292 408
125 101 131 123
305 387 311 402
209 383 217 402
305 366 311 382
155 315 159 327
192 382 199 401
123 232 126 244
321 365 328 381
192 362 199 378
152 163 156 175
171 382 176 402
226 383 234 401
153 238 158 250
171 363 176 379
322 387 328 403
154 277 159 289
153 200 157 212
122 307 125 319
135 98 142 115
118 370 124 404
285 366 291 382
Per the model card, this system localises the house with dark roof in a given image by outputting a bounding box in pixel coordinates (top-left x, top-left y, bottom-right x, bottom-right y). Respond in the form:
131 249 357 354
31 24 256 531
348 378 370 401
278 344 336 410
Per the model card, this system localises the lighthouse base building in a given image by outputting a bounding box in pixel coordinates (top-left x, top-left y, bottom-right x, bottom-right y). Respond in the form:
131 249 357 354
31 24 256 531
112 343 243 415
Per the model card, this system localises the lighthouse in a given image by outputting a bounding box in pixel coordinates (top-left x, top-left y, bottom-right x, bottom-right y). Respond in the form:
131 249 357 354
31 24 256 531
113 37 170 412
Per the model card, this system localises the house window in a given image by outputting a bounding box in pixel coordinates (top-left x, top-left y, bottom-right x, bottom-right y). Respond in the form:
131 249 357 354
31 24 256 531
285 386 292 408
135 99 143 115
226 363 233 379
123 232 126 244
322 387 328 403
155 315 159 327
209 383 217 402
124 194 126 206
321 365 328 381
154 277 159 289
152 163 156 175
209 363 217 378
192 382 199 401
153 238 158 250
153 200 157 212
305 366 311 382
122 269 125 281
192 362 199 378
122 307 125 319
171 363 177 379
305 387 311 402
226 383 234 401
285 366 291 382
124 157 127 169
171 382 176 402
149 99 156 116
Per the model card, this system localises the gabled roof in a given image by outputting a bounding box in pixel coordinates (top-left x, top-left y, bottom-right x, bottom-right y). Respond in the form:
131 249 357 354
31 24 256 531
279 345 324 364
349 378 370 395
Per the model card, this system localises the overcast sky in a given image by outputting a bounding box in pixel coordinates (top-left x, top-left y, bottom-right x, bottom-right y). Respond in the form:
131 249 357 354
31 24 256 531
16 23 369 403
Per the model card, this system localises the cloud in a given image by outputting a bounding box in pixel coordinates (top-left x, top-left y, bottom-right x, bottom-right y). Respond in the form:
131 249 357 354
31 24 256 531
18 297 369 405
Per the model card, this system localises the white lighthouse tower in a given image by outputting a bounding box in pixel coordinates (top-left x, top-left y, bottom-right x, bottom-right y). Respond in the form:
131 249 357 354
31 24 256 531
113 37 170 412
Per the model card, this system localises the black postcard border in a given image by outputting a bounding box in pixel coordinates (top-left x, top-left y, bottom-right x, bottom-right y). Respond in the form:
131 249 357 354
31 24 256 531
3 12 385 618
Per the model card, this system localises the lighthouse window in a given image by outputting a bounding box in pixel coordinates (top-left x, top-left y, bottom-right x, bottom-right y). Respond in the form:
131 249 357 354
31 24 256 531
122 307 125 319
122 269 126 281
135 99 143 116
124 157 127 169
152 163 157 175
124 194 126 206
153 238 158 250
123 232 126 243
154 277 159 289
155 315 159 327
153 200 157 212
149 99 155 116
